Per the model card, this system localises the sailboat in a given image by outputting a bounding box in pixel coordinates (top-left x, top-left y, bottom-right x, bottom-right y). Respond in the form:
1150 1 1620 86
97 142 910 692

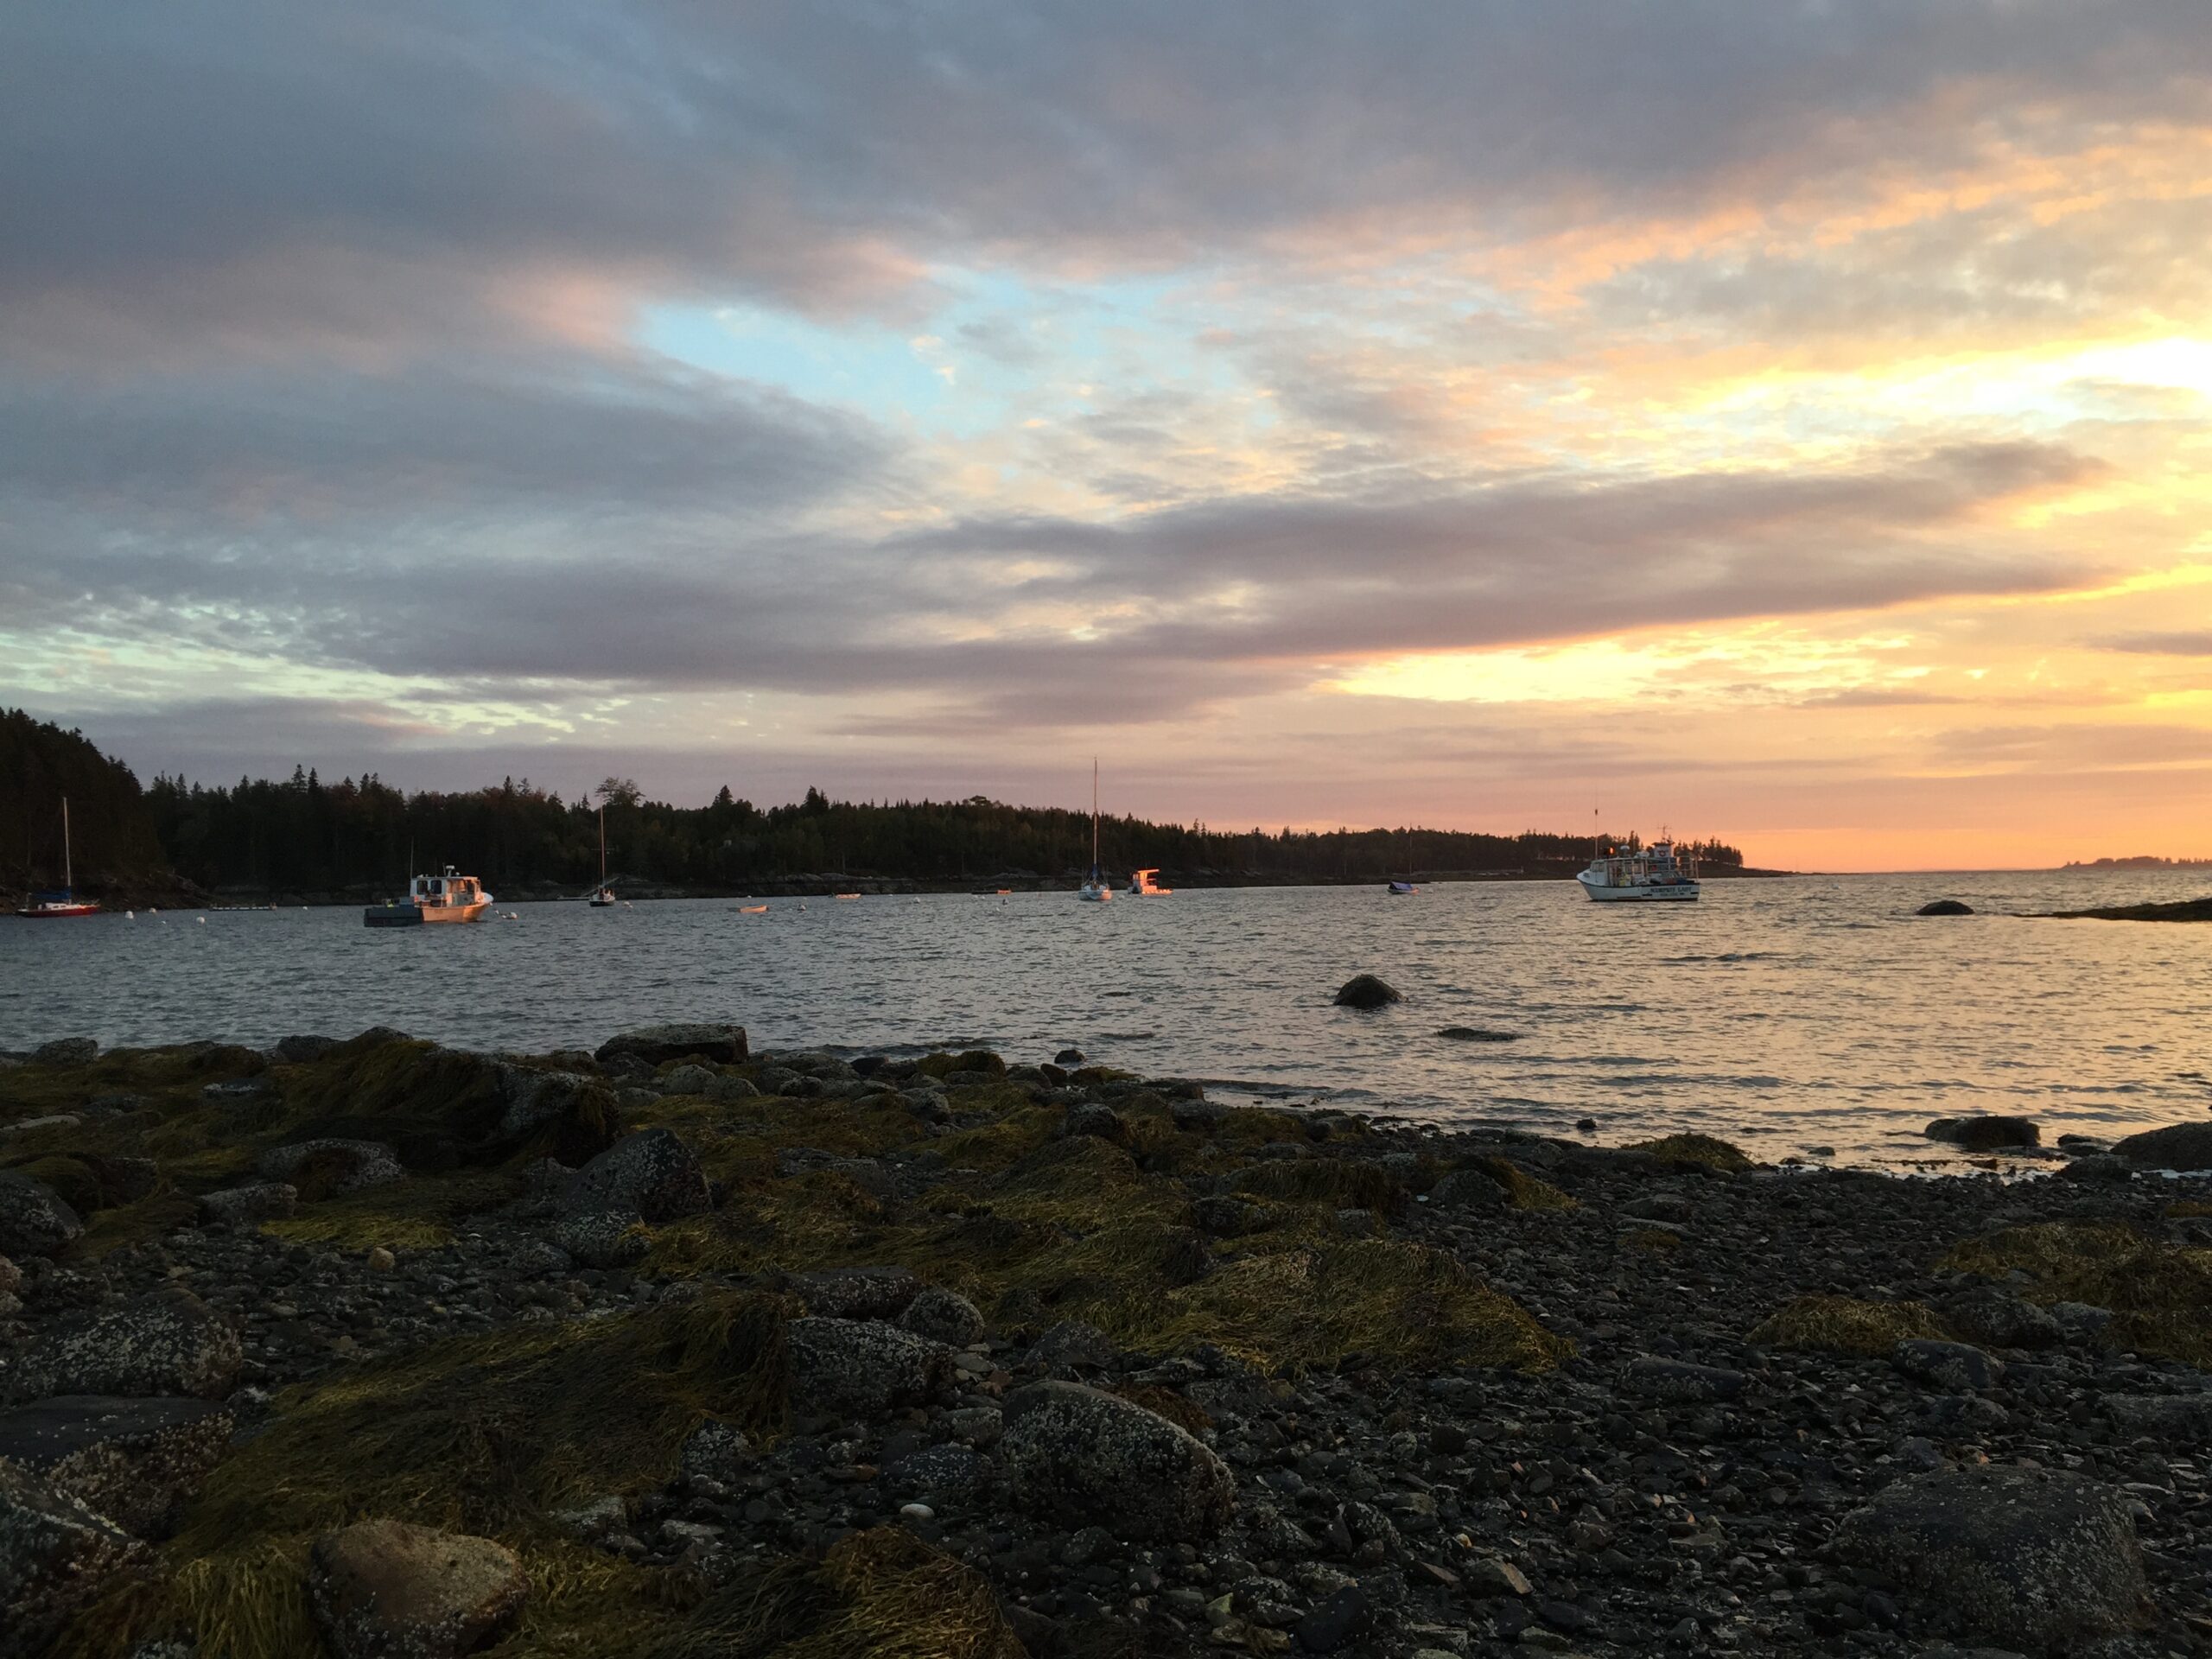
589 806 616 906
1077 760 1112 902
16 798 100 918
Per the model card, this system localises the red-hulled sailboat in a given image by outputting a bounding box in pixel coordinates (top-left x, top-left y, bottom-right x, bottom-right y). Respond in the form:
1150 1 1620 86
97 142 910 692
16 798 100 918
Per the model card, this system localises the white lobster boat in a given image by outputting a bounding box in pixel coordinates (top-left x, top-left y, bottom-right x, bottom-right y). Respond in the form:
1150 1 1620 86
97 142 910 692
410 865 495 923
1576 839 1700 903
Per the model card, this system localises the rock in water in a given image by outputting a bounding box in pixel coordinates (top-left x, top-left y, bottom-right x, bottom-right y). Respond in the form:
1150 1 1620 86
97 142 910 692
593 1023 748 1069
0 1395 234 1539
0 1460 149 1656
1436 1027 1519 1042
558 1128 710 1224
786 1319 954 1416
2110 1121 2212 1170
308 1519 528 1659
0 1173 84 1259
1916 899 1974 916
1333 975 1402 1009
1833 1466 2151 1652
1923 1115 2040 1151
9 1289 243 1404
1000 1379 1236 1541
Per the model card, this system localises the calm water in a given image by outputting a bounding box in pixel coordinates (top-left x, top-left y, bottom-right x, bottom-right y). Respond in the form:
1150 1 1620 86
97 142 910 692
4 873 2209 1166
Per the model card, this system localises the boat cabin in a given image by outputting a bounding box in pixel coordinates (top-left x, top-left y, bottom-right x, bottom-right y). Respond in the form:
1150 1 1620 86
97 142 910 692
411 866 485 907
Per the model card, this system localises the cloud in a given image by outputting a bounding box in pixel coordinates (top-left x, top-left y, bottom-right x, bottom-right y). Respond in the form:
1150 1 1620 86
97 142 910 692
2095 629 2212 655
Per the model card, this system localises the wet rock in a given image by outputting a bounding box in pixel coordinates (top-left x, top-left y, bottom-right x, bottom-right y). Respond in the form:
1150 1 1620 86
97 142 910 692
2110 1122 2212 1170
1061 1102 1128 1142
787 1266 921 1320
493 1065 607 1141
273 1033 340 1063
1916 899 1974 916
194 1182 298 1227
1053 1047 1085 1065
29 1038 98 1067
1436 1027 1518 1042
1171 1096 1229 1130
1001 1379 1236 1541
0 1173 83 1259
0 1395 233 1538
593 1023 748 1069
308 1518 528 1659
1942 1288 2062 1351
786 1319 954 1416
257 1139 404 1195
1626 1357 1747 1403
1923 1116 2040 1152
0 1459 149 1656
1894 1338 2004 1393
547 1211 646 1270
559 1128 709 1224
10 1289 242 1403
899 1285 985 1345
1332 975 1402 1009
2056 1154 2134 1184
1833 1466 2151 1653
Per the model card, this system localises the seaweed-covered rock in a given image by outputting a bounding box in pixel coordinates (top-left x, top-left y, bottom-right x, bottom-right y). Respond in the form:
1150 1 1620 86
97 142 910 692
900 1286 986 1345
1942 1287 2063 1351
1061 1102 1128 1143
0 1395 234 1539
0 1459 149 1657
1923 1116 2039 1151
1170 1096 1229 1131
1332 975 1402 1009
1429 1167 1508 1210
786 1266 921 1320
194 1182 298 1227
1832 1466 2151 1652
0 1173 83 1259
786 1319 954 1416
29 1038 98 1067
558 1128 709 1224
2110 1122 2212 1171
1916 899 1974 916
1893 1338 2004 1393
274 1033 340 1064
593 1023 748 1069
308 1518 529 1659
1001 1380 1236 1541
10 1289 242 1403
493 1065 605 1141
257 1138 405 1195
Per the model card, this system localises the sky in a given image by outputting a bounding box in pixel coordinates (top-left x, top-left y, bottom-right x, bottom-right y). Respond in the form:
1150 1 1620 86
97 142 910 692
3 2 2210 871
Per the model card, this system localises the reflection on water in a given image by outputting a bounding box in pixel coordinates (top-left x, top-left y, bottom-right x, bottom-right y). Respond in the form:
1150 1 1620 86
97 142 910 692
4 872 2209 1166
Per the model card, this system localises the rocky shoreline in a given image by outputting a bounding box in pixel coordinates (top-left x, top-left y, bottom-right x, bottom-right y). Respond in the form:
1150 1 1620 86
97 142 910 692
3 1027 2211 1657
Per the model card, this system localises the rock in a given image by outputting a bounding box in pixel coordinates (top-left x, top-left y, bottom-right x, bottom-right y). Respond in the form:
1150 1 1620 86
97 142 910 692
1917 899 1974 916
10 1290 242 1403
678 1420 752 1484
1000 1379 1235 1541
194 1183 298 1227
0 1459 149 1656
1194 1195 1263 1236
492 1065 608 1141
547 1211 647 1270
308 1519 528 1659
1332 975 1402 1009
29 1038 98 1067
1428 1167 1507 1210
1832 1467 2151 1652
1061 1102 1128 1142
654 1063 719 1096
0 1116 80 1140
786 1266 921 1320
1435 1027 1518 1042
2106 1393 2212 1442
0 1395 234 1538
1893 1339 2004 1393
1293 1585 1371 1652
2110 1122 2212 1170
1170 1096 1229 1131
706 1075 760 1103
886 1443 992 1505
1625 1357 1747 1403
0 1174 83 1259
2056 1154 2134 1184
1620 1193 1692 1223
899 1286 986 1345
365 1247 397 1272
1942 1288 2062 1351
1053 1048 1085 1065
1465 1557 1534 1597
0 1258 17 1300
1923 1116 2039 1151
1031 1320 1116 1375
257 1139 405 1195
593 1023 748 1069
274 1033 340 1064
558 1128 709 1224
944 1406 1005 1447
785 1319 954 1416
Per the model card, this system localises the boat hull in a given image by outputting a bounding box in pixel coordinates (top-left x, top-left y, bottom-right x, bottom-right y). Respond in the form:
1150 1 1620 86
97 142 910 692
1077 887 1112 902
15 904 100 918
417 900 492 923
1577 873 1700 902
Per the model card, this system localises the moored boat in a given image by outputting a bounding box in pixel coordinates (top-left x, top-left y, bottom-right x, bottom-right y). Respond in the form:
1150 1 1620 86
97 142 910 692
1077 759 1112 902
1126 868 1172 895
1576 839 1700 902
14 799 99 918
589 807 617 906
410 865 495 923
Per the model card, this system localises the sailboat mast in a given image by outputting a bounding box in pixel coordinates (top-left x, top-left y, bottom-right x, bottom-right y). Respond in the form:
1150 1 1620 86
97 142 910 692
1091 759 1100 869
62 797 72 891
600 805 607 883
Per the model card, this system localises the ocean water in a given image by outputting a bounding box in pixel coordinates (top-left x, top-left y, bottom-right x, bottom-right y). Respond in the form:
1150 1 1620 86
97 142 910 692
4 873 2209 1166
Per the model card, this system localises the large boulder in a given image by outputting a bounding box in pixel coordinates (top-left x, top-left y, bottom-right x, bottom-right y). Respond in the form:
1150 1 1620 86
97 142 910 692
546 1211 646 1270
0 1395 233 1538
29 1038 98 1067
257 1139 404 1196
2111 1122 2212 1171
1892 1338 2004 1393
273 1033 340 1064
1832 1466 2152 1653
900 1286 985 1345
9 1289 242 1404
195 1183 298 1227
786 1319 954 1417
593 1023 748 1069
493 1065 608 1142
558 1128 709 1224
308 1519 528 1659
1000 1379 1235 1541
0 1460 149 1658
1942 1287 2062 1351
0 1174 83 1259
785 1266 921 1320
2106 1393 2212 1442
1332 975 1402 1009
1923 1116 2040 1152
1916 899 1974 916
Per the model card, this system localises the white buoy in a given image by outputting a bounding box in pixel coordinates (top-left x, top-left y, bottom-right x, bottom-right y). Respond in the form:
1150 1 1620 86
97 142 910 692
197 916 206 924
125 910 136 919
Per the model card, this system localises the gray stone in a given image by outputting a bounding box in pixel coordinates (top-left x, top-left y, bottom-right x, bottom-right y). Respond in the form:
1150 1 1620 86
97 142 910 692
195 1183 298 1227
786 1266 921 1320
308 1518 529 1659
273 1033 340 1064
1332 975 1402 1009
885 1443 991 1504
257 1139 404 1194
1465 1556 1533 1597
10 1289 242 1403
0 1174 83 1259
547 1211 646 1270
1923 1116 2040 1152
773 1147 897 1198
29 1038 98 1067
1000 1379 1236 1541
1942 1288 2062 1351
493 1065 608 1141
2056 1154 2134 1184
1062 1102 1128 1142
0 1116 80 1140
678 1420 752 1484
707 1075 760 1103
2106 1393 2212 1443
2110 1121 2212 1170
1893 1338 2005 1393
1833 1466 2151 1652
1170 1096 1229 1130
0 1395 233 1539
1625 1357 1747 1403
0 1460 149 1656
944 1406 1005 1447
1429 1167 1508 1210
654 1063 719 1096
559 1128 709 1224
786 1319 954 1416
593 1023 748 1069
899 1285 985 1345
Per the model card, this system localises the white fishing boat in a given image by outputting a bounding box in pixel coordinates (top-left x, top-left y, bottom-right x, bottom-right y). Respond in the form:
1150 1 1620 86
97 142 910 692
1126 868 1171 895
1077 759 1111 902
410 865 495 923
589 806 616 906
1576 838 1700 903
